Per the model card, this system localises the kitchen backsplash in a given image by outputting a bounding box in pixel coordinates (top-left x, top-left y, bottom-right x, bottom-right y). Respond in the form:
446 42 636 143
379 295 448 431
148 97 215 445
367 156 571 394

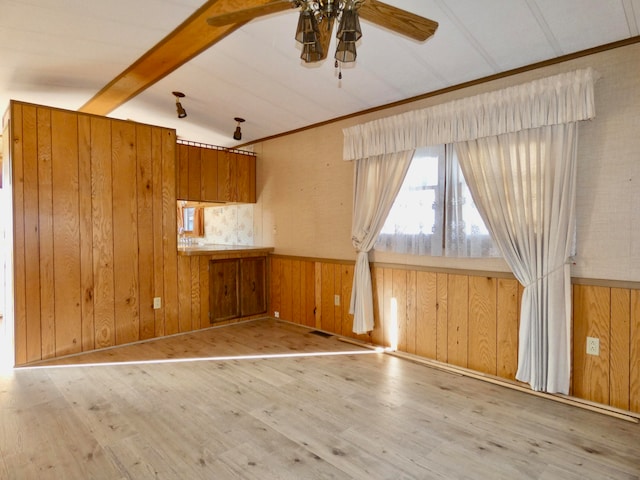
203 204 254 245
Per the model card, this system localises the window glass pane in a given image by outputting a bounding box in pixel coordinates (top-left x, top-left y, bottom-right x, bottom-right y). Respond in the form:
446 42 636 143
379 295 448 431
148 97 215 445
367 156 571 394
375 144 500 258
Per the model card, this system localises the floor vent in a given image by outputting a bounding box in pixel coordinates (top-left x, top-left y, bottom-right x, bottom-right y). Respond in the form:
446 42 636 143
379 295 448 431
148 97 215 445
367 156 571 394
309 330 333 338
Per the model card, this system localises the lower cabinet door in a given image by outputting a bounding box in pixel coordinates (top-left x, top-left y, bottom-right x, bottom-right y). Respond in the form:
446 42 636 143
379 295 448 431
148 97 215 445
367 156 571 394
209 259 240 322
240 256 267 317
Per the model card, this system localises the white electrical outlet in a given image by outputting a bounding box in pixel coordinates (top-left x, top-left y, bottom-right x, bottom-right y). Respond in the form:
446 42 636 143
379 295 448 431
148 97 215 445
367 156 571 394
153 297 162 310
334 294 340 306
586 336 600 356
274 311 280 318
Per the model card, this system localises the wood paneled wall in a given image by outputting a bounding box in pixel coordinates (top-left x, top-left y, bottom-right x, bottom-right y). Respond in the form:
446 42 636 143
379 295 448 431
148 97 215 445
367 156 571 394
269 255 640 413
8 102 178 365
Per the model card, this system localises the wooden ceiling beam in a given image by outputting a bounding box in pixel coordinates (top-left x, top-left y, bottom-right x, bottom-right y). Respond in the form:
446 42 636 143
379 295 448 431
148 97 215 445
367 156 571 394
79 0 278 116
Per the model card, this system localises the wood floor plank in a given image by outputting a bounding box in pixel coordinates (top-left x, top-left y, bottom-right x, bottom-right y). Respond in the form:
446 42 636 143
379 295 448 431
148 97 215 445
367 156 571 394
4 319 639 479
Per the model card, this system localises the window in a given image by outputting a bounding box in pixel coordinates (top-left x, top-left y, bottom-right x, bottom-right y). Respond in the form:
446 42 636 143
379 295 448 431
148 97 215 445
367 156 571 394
375 145 500 257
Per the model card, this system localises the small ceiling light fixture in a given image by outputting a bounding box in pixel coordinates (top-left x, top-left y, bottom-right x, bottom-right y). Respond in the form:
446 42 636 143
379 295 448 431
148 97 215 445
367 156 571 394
172 91 187 118
233 117 245 140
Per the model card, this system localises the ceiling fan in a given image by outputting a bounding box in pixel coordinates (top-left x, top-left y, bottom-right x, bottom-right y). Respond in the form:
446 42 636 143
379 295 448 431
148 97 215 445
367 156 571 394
206 0 438 67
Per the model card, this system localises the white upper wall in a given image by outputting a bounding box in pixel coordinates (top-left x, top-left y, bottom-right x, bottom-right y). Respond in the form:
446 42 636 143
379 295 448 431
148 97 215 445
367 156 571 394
253 42 640 282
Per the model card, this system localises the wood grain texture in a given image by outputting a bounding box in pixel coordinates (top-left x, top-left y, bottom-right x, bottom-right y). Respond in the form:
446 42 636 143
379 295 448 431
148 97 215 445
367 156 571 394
497 278 519 380
37 107 55 360
178 256 192 332
77 116 95 352
447 274 468 368
393 269 407 352
610 288 630 410
405 270 417 354
176 143 189 200
190 256 201 330
51 109 82 357
9 103 182 365
415 271 437 358
111 120 140 346
236 153 256 203
22 105 42 362
573 285 611 404
333 264 342 336
90 116 116 349
11 103 27 365
370 266 385 346
9 320 639 479
320 263 335 333
188 144 202 200
136 124 155 341
631 290 640 413
201 148 219 201
280 258 293 322
436 272 448 363
468 276 497 375
161 129 179 336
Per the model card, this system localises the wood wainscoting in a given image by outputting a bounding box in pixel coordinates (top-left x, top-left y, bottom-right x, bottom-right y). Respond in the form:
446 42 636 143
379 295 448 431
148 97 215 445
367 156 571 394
269 255 640 414
8 101 179 365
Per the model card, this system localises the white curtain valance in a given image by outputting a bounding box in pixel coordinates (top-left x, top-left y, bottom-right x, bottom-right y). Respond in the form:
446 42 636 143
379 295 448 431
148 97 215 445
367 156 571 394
343 68 599 161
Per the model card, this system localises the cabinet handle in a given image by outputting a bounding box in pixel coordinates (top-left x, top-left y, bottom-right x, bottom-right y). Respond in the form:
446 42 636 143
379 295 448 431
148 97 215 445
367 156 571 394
252 281 256 292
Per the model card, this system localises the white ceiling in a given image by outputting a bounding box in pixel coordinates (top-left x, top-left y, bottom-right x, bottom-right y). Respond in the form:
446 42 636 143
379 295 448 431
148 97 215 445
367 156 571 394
1 0 638 148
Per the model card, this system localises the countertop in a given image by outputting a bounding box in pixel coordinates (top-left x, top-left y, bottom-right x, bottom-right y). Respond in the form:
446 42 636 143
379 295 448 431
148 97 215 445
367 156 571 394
177 244 274 257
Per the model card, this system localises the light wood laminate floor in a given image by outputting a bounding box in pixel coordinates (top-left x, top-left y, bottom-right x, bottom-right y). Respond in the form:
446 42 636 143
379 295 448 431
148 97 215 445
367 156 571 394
1 319 638 479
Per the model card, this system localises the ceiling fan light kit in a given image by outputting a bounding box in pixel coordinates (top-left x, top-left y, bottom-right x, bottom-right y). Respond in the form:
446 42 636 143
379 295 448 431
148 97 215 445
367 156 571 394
205 0 438 78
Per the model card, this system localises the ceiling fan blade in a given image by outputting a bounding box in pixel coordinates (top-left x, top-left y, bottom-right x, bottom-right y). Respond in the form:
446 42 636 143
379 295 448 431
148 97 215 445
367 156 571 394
206 0 293 26
358 0 438 42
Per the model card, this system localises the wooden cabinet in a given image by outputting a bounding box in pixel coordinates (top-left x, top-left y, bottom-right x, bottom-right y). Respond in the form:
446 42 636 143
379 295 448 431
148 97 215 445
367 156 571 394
177 143 255 203
209 255 266 323
209 259 240 322
240 256 267 317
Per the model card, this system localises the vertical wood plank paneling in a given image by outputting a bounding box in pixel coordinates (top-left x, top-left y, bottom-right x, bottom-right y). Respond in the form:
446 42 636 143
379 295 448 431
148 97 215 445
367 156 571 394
151 128 165 337
188 145 201 200
91 116 115 349
436 273 448 363
22 105 42 362
11 104 27 365
405 270 417 354
269 257 282 317
370 266 385 346
314 262 322 329
630 290 640 413
136 125 155 341
415 271 437 358
177 256 192 332
333 264 342 336
468 276 497 375
304 260 316 328
383 267 393 348
199 257 210 328
111 121 139 345
320 263 335 333
610 288 630 410
447 274 468 368
393 269 407 352
201 148 218 201
573 285 610 404
162 129 179 336
217 150 234 202
37 107 55 360
341 264 355 339
190 256 201 331
236 153 256 203
176 143 189 199
77 116 95 351
280 258 293 322
51 109 82 357
291 260 302 324
496 278 519 380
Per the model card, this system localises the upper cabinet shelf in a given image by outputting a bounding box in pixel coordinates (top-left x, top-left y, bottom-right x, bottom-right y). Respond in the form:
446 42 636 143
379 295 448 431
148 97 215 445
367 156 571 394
176 142 256 203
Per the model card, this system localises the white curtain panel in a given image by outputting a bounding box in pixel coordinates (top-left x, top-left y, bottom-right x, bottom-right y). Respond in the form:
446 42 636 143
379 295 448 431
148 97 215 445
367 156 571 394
456 124 578 393
343 68 598 160
343 68 597 390
350 151 414 334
